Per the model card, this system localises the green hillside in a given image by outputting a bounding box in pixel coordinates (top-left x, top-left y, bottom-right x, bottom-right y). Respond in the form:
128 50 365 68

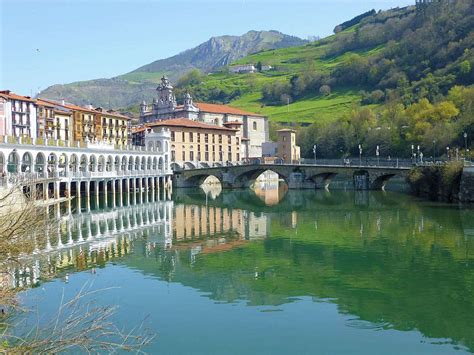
176 1 473 129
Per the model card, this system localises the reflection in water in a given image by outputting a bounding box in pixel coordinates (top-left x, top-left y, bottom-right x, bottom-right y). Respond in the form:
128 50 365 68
7 187 474 353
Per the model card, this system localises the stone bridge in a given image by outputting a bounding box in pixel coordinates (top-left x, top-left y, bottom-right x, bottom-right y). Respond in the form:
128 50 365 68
174 163 411 190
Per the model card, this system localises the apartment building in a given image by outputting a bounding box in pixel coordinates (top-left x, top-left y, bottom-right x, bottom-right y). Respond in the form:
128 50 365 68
0 90 37 139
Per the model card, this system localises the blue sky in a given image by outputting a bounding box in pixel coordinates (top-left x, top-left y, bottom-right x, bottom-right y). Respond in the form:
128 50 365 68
1 0 414 95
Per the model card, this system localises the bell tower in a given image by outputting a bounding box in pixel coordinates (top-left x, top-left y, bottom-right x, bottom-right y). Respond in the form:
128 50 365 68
154 76 177 116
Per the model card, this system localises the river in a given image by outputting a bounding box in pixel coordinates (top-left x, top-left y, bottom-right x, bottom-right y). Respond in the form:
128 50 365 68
6 184 474 354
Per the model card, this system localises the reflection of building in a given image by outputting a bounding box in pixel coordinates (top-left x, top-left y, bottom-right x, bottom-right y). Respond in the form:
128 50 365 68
254 180 288 206
173 204 269 244
7 198 174 288
139 76 269 160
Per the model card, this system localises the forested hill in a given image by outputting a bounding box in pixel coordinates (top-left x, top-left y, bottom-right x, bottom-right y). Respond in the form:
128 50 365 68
176 0 473 124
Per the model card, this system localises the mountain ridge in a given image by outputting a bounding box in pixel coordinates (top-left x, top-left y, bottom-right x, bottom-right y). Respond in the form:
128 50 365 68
38 30 307 108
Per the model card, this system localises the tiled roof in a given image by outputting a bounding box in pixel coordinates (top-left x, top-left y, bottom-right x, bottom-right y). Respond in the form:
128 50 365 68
38 98 131 119
196 102 265 117
0 90 36 103
38 98 98 114
147 118 237 132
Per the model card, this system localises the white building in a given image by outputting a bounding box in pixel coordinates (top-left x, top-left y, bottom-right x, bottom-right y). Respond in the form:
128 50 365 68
0 90 38 139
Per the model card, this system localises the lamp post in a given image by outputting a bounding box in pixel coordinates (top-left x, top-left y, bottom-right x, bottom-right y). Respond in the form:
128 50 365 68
464 132 468 158
411 144 415 164
456 147 459 161
313 144 317 164
376 145 380 166
446 146 450 161
417 145 420 164
358 144 362 166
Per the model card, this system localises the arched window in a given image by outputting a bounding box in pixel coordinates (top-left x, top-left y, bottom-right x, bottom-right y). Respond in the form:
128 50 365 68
253 121 257 130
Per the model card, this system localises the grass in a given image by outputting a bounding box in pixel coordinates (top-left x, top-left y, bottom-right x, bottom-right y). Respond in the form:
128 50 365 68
231 89 363 124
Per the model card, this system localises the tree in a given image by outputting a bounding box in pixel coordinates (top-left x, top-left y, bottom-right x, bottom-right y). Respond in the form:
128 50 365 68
256 61 263 72
319 85 331 96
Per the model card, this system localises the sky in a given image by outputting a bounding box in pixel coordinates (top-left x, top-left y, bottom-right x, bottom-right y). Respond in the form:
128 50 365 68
1 0 414 96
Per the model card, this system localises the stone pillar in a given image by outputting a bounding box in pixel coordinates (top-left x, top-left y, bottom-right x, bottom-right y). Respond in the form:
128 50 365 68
54 181 60 200
86 181 91 212
112 179 116 202
118 179 123 207
76 182 82 213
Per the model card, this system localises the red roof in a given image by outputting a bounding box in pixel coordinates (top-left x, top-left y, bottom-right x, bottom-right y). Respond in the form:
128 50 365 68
0 90 36 103
196 102 265 117
147 118 237 132
38 98 131 119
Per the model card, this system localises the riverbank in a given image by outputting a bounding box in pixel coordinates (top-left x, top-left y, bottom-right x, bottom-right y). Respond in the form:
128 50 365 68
407 162 474 203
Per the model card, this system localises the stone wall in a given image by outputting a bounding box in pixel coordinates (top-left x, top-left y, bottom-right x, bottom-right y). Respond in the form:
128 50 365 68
459 167 474 203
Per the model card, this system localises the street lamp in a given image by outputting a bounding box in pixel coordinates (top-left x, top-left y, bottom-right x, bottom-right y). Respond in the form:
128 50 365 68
417 145 420 164
464 132 468 156
446 146 450 161
313 144 317 164
376 145 380 166
411 144 415 164
358 144 362 166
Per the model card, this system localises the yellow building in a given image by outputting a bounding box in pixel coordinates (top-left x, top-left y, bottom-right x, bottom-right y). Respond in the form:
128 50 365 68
36 99 72 142
277 129 300 164
39 99 131 146
138 118 241 167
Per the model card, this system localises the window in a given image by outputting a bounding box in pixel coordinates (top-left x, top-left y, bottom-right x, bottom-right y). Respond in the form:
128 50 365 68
236 137 239 145
228 135 232 144
228 152 232 161
205 152 209 161
212 152 215 161
171 131 175 141
182 151 186 161
283 136 287 142
237 153 240 161
212 135 215 144
190 151 194 160
253 121 257 130
171 151 176 161
190 132 194 142
205 134 209 143
197 133 201 143
218 135 222 144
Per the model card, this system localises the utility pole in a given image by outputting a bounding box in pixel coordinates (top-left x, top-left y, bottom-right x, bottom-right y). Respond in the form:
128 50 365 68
313 144 317 164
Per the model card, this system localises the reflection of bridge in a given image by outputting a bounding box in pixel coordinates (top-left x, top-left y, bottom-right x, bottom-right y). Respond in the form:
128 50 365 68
174 164 411 190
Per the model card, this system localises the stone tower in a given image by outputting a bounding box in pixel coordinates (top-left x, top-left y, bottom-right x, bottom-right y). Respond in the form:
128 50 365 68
154 76 177 114
182 92 199 120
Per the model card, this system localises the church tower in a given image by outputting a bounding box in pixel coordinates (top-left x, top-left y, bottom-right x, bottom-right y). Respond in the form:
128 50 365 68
182 92 199 120
153 76 177 117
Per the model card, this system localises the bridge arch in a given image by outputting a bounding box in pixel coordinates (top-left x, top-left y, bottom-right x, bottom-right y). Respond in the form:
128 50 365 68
371 173 398 190
233 167 289 188
307 172 339 189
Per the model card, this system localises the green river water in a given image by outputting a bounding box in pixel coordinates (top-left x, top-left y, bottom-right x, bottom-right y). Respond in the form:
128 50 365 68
9 185 474 354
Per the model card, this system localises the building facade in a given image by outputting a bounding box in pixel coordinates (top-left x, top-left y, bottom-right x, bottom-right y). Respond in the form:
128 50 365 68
133 118 240 168
0 90 37 139
36 99 72 141
39 99 132 146
139 76 269 160
277 129 300 163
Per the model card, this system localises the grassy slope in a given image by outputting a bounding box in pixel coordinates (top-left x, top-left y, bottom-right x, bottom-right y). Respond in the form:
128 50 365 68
193 29 384 124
